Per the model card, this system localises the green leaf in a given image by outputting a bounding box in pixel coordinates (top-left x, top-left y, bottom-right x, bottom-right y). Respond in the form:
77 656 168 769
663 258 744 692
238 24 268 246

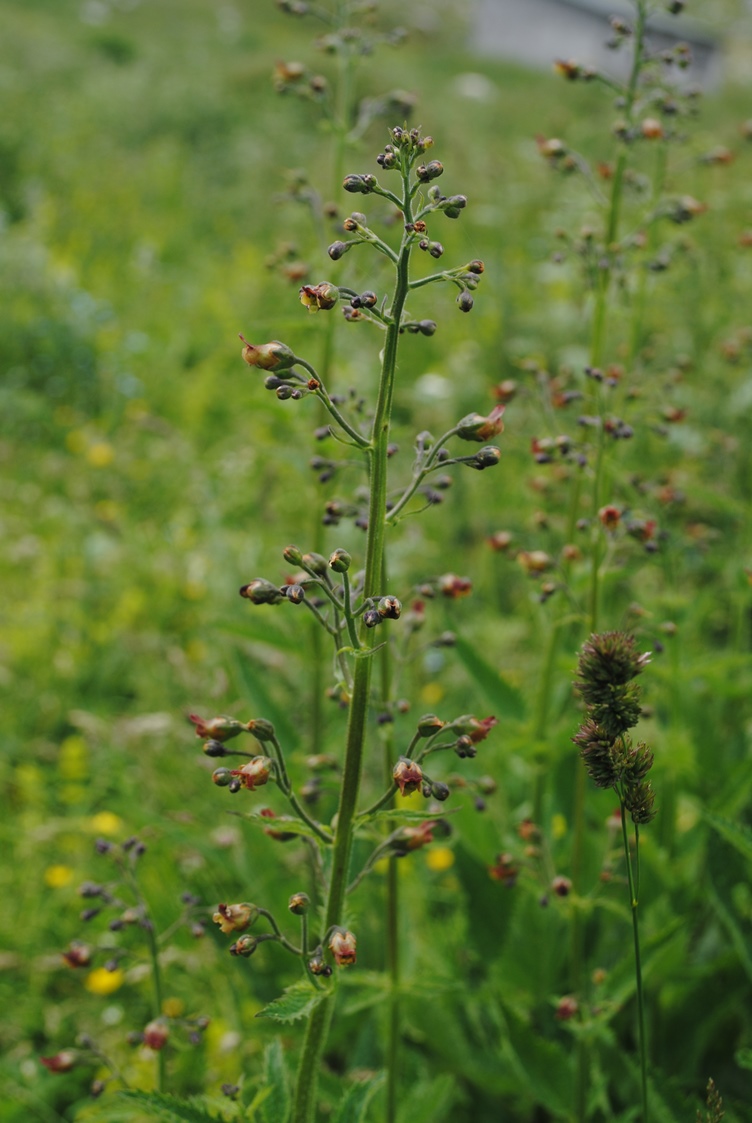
499 1005 572 1115
395 1074 459 1123
331 1072 384 1123
703 810 752 865
259 1040 290 1123
452 634 527 721
256 980 330 1024
229 647 298 748
117 1090 226 1123
358 807 459 827
227 808 332 841
735 1047 752 1071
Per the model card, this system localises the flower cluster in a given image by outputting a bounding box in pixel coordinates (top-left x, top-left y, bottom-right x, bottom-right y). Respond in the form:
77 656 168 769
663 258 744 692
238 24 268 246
573 632 656 824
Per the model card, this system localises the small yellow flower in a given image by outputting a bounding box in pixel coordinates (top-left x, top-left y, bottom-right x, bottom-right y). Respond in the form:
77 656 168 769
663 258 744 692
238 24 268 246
87 811 124 837
552 813 568 840
420 682 444 707
44 865 74 889
425 847 455 873
86 968 125 996
87 442 115 467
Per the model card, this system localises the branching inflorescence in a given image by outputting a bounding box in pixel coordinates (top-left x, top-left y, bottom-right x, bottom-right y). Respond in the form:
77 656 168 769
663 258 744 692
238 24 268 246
192 126 501 1122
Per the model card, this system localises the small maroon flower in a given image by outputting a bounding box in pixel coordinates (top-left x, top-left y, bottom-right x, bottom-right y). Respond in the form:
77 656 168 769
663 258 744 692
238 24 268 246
259 807 297 842
452 715 498 744
329 928 357 967
61 941 92 969
598 505 622 530
143 1020 169 1051
555 995 579 1021
40 1051 77 1073
400 821 435 851
488 853 518 886
299 281 339 312
393 757 423 797
438 574 472 599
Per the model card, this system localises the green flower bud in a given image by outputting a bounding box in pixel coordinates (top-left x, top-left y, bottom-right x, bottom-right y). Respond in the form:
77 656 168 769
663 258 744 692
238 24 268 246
378 595 402 619
416 160 444 182
239 337 296 371
239 579 286 605
417 714 445 737
229 935 259 957
212 768 233 786
247 718 276 742
288 892 310 915
431 781 451 801
283 544 304 566
302 552 328 575
457 291 474 312
467 445 501 470
328 241 350 261
328 548 351 573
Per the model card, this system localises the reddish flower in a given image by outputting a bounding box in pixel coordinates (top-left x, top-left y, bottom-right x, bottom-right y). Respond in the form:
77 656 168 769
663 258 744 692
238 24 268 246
555 995 579 1021
299 281 339 312
400 821 435 851
329 928 357 967
488 853 518 886
143 1020 169 1051
438 574 472 598
452 715 498 744
393 757 423 797
598 505 622 530
230 756 273 791
62 941 92 969
40 1051 77 1073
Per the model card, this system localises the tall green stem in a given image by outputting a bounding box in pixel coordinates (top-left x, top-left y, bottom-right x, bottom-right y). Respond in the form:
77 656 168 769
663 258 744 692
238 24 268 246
620 807 648 1122
290 167 412 1123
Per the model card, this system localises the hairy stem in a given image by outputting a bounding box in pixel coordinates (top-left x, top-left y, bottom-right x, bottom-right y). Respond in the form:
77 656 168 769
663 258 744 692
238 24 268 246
621 807 649 1123
290 163 413 1123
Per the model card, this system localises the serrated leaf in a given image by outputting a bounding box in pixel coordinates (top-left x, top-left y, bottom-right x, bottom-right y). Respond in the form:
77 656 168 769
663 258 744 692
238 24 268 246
703 810 752 865
452 634 527 722
331 1073 384 1123
256 980 330 1024
259 1040 290 1123
117 1090 226 1123
227 808 331 841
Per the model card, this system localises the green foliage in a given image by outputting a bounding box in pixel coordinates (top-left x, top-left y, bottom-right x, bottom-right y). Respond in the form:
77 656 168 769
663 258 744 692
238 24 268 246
255 981 330 1024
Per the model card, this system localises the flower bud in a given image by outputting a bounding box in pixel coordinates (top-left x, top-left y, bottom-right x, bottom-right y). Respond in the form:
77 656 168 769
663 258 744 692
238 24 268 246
466 259 484 274
229 935 259 957
328 548 351 573
213 902 259 934
363 607 382 628
302 551 328 574
418 319 437 336
431 781 450 802
283 583 305 604
417 714 445 737
189 713 246 741
416 160 444 182
308 948 332 976
288 892 310 915
239 579 286 605
329 928 357 966
239 337 296 371
327 240 350 261
283 544 304 565
342 173 375 194
457 404 505 443
454 735 476 759
552 875 572 897
247 718 276 742
212 767 233 787
393 756 423 796
457 291 474 312
203 739 227 758
468 445 501 469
